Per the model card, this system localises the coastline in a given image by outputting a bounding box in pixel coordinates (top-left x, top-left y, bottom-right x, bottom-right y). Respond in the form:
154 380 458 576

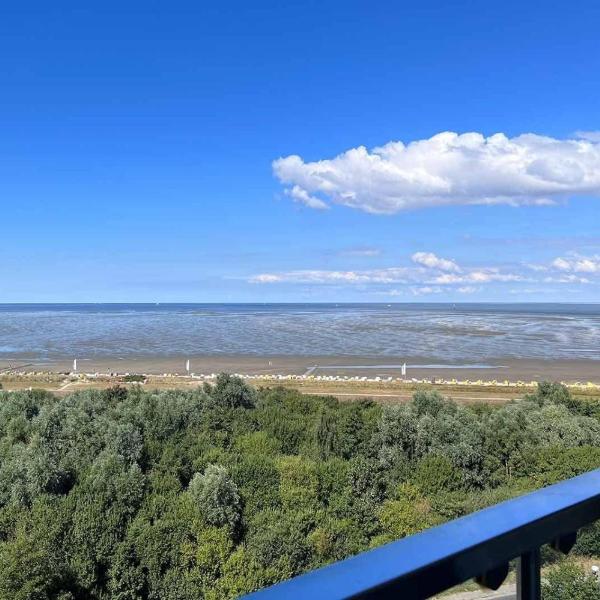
2 354 600 383
2 356 600 407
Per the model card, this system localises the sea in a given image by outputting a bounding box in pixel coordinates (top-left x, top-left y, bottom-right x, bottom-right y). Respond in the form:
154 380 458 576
0 303 599 363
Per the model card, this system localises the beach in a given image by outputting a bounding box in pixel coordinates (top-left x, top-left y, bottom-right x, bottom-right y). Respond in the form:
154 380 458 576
3 354 600 407
2 354 600 383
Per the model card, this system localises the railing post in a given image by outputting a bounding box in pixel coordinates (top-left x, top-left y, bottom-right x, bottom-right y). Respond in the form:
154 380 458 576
517 547 541 600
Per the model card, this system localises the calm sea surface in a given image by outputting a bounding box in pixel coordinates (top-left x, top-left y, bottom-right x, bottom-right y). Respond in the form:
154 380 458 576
0 303 599 362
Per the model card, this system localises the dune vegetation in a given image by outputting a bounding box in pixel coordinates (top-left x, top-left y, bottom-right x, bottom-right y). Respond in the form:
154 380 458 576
0 375 599 598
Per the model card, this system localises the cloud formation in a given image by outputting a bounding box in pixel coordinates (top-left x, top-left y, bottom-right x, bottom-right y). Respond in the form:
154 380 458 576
410 286 443 296
286 185 329 210
340 247 381 257
527 254 600 278
543 274 591 284
248 268 411 285
551 255 600 273
273 132 600 213
249 252 525 288
412 252 460 272
575 131 600 143
429 270 523 284
249 251 600 296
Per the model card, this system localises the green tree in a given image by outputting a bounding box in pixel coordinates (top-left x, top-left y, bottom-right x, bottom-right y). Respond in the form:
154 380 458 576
0 377 598 598
105 422 143 465
188 465 242 529
277 456 320 514
412 454 462 495
209 373 257 409
0 496 73 600
245 509 312 577
530 381 572 406
67 453 145 593
230 453 281 515
312 406 339 460
513 446 600 486
542 561 600 600
374 483 439 545
413 389 447 417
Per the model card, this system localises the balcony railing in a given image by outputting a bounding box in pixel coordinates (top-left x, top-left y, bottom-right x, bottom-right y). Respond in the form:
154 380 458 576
244 468 600 600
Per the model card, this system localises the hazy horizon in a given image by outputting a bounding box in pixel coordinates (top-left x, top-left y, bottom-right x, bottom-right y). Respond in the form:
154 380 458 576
2 301 600 306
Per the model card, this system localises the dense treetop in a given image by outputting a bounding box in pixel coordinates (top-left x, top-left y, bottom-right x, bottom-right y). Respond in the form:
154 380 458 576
0 375 599 599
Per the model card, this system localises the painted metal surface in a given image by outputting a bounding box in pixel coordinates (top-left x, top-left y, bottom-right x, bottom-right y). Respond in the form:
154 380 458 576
244 468 600 600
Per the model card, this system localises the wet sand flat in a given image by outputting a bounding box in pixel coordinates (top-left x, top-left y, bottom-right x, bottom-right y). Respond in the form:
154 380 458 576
2 354 600 383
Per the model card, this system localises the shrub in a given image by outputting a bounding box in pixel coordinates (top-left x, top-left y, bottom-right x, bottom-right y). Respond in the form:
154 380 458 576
208 373 257 409
542 561 600 599
188 465 242 529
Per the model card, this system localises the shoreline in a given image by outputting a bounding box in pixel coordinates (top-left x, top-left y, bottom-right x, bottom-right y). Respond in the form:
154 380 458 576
1 354 600 384
2 356 600 406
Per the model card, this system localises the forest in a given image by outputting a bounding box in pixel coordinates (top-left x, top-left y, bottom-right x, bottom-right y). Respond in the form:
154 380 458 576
1 375 600 599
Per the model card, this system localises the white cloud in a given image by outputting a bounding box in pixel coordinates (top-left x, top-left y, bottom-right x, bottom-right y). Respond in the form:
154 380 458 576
509 288 546 295
575 131 600 142
340 247 381 257
526 263 549 272
552 257 571 270
429 270 522 284
410 286 443 296
543 275 591 284
286 185 329 210
411 252 460 272
431 273 463 284
249 263 523 286
248 268 411 285
551 255 600 273
273 131 600 213
250 274 283 283
248 249 600 292
526 254 600 283
469 270 523 283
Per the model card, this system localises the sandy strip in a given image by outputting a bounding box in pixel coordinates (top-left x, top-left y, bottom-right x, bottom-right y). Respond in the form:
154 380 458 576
1 355 599 383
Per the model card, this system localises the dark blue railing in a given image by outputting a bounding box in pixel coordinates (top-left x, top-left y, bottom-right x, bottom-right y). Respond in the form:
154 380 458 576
244 468 600 600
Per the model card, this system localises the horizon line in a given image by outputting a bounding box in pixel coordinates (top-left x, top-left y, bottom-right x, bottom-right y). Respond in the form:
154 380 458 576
1 301 600 306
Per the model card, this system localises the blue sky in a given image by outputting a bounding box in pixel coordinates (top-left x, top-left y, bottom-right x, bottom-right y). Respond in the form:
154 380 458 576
1 0 600 302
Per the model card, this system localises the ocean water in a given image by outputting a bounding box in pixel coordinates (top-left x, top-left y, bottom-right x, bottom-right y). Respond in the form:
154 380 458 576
0 303 599 362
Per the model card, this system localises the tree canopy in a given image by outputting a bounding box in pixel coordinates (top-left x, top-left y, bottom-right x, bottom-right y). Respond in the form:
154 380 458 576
0 378 598 598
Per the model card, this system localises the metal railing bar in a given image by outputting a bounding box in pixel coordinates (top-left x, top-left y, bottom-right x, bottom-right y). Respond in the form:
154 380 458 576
244 468 600 600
